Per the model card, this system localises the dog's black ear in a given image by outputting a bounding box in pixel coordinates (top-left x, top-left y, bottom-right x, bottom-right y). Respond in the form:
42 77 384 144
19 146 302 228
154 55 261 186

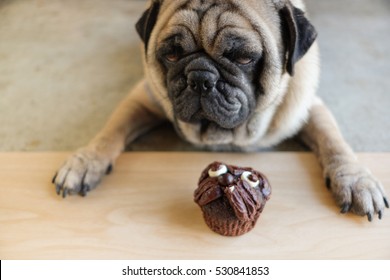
280 3 317 75
135 0 161 52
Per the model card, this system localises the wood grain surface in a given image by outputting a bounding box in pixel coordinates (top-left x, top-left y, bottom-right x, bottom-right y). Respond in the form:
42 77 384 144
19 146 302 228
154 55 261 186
0 152 389 259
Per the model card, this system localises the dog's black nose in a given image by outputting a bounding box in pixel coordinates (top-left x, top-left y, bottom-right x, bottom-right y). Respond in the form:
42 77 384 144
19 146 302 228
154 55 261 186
187 71 217 94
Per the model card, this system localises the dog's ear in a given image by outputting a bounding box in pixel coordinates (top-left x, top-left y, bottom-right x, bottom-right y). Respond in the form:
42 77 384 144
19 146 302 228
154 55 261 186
135 0 161 52
279 3 317 75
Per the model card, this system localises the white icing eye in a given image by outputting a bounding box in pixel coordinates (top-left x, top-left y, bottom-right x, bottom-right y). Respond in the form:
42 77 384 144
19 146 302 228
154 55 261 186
241 171 260 188
208 164 228 177
229 186 235 193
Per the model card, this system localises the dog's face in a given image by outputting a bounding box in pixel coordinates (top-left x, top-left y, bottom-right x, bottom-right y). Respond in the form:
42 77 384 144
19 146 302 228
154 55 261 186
136 0 317 146
156 8 262 130
158 24 261 129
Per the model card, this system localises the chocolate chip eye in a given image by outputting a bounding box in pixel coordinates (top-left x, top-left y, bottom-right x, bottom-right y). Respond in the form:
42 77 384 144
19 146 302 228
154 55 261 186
241 171 260 188
208 164 228 177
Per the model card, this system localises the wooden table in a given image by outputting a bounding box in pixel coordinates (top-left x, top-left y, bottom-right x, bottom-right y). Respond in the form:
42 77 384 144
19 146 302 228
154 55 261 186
1 152 389 259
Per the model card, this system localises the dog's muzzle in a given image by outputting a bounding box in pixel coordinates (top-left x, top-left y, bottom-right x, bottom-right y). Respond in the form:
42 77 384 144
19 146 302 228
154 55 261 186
171 56 253 130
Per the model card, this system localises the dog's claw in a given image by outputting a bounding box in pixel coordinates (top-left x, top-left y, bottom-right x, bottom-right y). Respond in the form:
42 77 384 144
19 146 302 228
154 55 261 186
340 203 351 214
367 212 373 222
378 210 383 220
384 197 389 209
80 184 90 197
62 188 68 198
106 164 113 175
56 184 61 195
325 177 331 190
52 173 58 184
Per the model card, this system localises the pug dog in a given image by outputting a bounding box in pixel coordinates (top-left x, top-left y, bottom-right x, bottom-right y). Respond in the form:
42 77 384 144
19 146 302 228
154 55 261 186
52 0 388 221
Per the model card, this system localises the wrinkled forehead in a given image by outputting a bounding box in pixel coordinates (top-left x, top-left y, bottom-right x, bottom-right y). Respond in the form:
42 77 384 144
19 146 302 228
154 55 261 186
156 0 263 55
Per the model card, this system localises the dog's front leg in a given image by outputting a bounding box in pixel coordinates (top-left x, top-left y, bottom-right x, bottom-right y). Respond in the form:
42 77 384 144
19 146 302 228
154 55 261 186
300 97 388 221
52 81 164 197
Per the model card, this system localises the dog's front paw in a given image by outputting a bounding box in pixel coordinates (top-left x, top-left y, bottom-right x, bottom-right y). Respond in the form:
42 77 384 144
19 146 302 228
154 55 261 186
52 148 113 198
325 161 389 221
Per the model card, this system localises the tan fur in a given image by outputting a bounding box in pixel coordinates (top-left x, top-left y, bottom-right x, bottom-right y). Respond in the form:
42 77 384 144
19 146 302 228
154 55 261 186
53 0 387 221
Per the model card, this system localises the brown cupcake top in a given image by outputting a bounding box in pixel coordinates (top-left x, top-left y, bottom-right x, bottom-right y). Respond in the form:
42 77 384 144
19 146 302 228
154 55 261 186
194 161 271 222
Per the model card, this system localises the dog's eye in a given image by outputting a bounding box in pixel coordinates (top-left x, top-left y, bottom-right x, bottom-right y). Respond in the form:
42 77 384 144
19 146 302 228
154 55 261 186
235 57 253 65
163 45 184 63
165 53 180 62
223 50 254 66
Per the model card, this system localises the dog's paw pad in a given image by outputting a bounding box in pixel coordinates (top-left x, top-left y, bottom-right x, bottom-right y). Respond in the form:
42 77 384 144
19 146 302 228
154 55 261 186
52 148 112 198
326 162 387 221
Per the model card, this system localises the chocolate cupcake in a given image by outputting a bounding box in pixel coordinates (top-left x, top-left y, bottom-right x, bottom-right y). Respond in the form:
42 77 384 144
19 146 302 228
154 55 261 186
194 161 271 236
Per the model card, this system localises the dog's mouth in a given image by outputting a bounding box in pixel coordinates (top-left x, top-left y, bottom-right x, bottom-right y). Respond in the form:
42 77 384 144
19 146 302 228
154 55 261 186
191 111 231 134
176 92 246 130
199 118 234 142
174 112 236 145
200 119 212 135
